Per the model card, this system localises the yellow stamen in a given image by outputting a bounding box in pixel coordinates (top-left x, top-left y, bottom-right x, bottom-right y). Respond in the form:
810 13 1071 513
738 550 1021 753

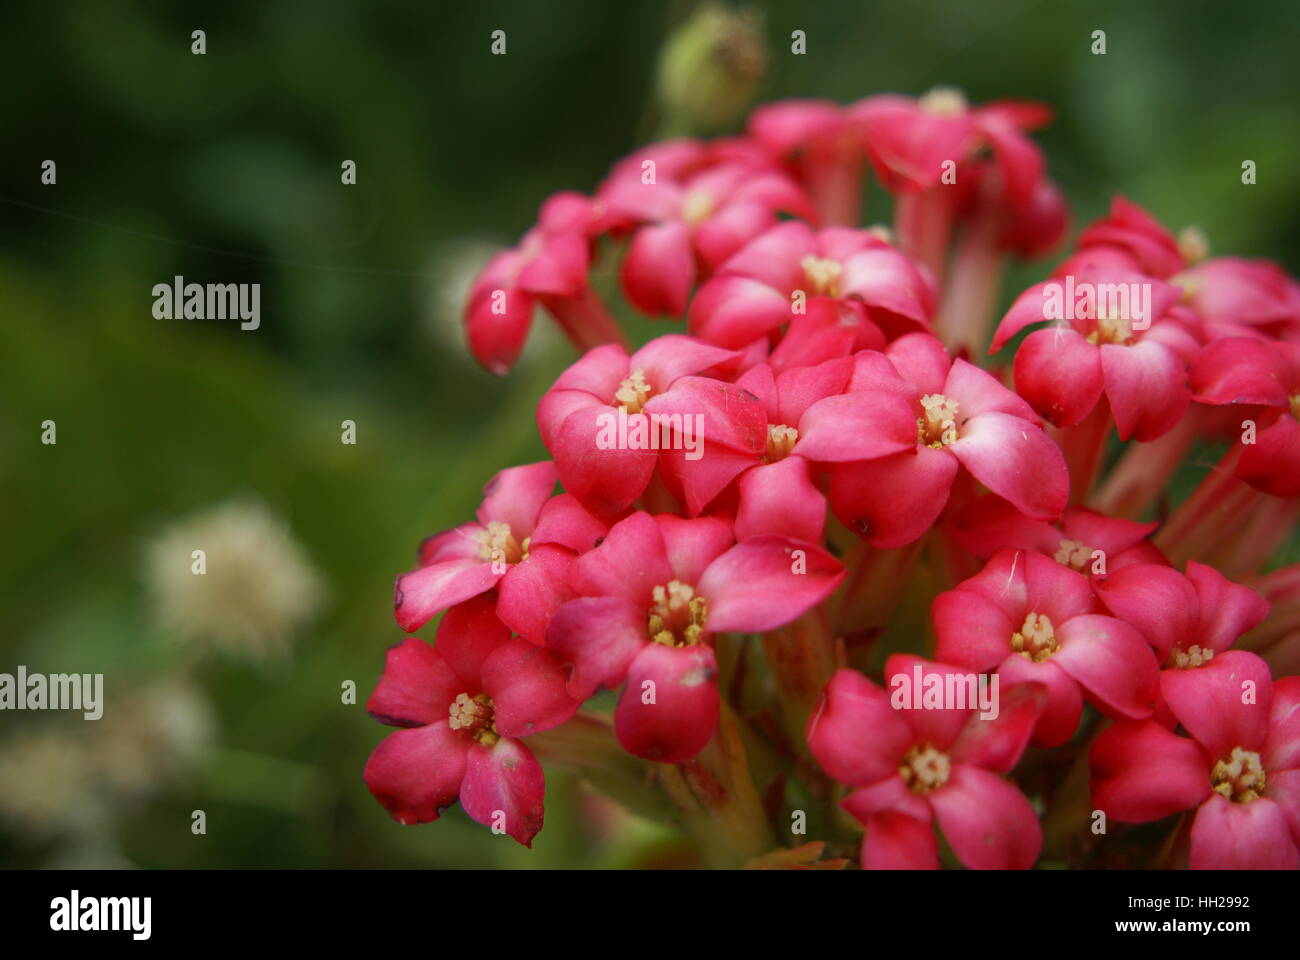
1053 538 1093 572
765 424 799 462
1010 612 1057 662
899 744 951 794
801 255 843 297
919 86 967 117
477 521 526 565
1211 747 1266 803
916 393 960 448
1168 644 1215 669
682 190 715 227
614 368 652 414
1177 225 1209 265
448 692 499 746
647 580 708 646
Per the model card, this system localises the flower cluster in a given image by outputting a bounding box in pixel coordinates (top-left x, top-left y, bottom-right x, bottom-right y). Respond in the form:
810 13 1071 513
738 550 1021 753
365 89 1300 867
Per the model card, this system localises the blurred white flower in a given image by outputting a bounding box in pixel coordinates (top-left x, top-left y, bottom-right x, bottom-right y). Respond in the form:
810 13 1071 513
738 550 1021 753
97 680 216 801
0 728 102 839
144 497 324 664
0 680 215 847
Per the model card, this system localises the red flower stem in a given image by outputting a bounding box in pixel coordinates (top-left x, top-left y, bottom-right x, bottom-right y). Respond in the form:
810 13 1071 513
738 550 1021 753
763 606 838 749
1155 447 1261 567
540 288 628 353
526 712 677 825
1091 408 1202 518
807 151 864 227
1053 402 1113 507
894 188 954 283
937 219 1006 358
1210 495 1299 580
834 538 926 636
1240 563 1300 653
658 703 774 866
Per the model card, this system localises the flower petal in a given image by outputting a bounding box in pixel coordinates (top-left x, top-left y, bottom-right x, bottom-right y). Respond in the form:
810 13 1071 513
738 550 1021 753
568 512 672 606
828 447 959 548
997 654 1083 747
928 764 1042 869
859 811 939 870
1012 326 1104 428
393 560 502 634
614 642 719 763
480 638 580 738
655 514 734 584
1160 650 1273 759
620 221 695 316
949 411 1068 521
807 669 914 787
477 461 558 535
735 456 826 544
1092 563 1198 662
545 596 646 700
460 738 546 846
366 638 462 728
1189 794 1299 869
496 544 576 645
688 275 792 349
363 722 468 825
698 537 844 632
1264 676 1300 773
1100 339 1190 442
433 593 513 691
793 390 918 462
1089 719 1211 822
1053 614 1159 720
1186 561 1269 654
949 681 1048 773
932 589 1016 672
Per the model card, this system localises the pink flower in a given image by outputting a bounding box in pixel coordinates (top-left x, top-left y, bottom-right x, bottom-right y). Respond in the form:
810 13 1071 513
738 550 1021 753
1074 196 1186 280
536 335 756 516
801 333 1068 547
933 548 1158 746
858 91 1051 203
1090 657 1300 868
949 496 1163 576
995 257 1199 439
765 296 888 373
1178 257 1300 343
598 139 815 316
394 462 609 642
1189 337 1300 497
546 512 844 762
364 593 581 846
1094 560 1269 670
464 192 607 374
661 356 854 541
806 655 1047 869
748 99 868 226
687 221 936 349
955 163 1069 260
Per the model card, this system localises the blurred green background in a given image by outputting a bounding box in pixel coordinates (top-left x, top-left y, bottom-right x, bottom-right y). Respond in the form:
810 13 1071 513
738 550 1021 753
1 0 1297 869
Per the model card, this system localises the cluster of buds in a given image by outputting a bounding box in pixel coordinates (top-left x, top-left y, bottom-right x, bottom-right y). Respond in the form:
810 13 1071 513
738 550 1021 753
366 88 1300 867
